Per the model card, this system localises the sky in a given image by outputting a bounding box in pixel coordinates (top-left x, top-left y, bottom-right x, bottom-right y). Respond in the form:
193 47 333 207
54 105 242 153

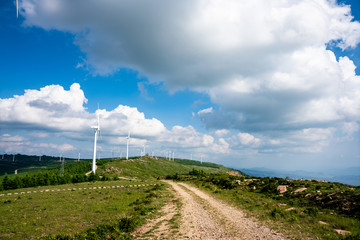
0 0 360 172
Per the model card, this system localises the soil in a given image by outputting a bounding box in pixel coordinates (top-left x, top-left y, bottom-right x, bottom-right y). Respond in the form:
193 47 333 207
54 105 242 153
135 180 288 239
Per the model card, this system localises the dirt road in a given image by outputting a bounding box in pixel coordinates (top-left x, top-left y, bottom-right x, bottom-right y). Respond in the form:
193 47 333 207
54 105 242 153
135 181 287 240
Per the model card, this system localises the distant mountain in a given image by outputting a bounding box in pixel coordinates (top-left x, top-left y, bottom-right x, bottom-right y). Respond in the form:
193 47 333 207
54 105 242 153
239 167 360 186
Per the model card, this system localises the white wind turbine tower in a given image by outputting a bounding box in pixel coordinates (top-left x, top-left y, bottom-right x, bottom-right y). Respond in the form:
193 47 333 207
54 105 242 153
126 131 130 160
16 0 19 18
91 110 101 174
78 153 81 162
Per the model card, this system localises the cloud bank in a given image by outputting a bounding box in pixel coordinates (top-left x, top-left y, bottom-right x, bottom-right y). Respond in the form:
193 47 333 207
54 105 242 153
0 84 228 157
10 0 360 166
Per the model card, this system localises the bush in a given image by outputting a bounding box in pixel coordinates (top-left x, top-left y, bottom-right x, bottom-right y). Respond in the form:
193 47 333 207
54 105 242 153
118 216 139 232
304 206 319 216
270 207 286 219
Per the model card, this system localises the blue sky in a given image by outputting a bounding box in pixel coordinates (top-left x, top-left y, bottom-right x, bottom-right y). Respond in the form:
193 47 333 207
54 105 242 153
1 0 360 173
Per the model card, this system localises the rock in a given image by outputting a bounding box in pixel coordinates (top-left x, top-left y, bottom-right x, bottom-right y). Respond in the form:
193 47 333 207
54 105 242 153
277 185 287 194
285 207 295 211
226 171 241 176
319 221 328 225
294 187 307 193
334 229 351 235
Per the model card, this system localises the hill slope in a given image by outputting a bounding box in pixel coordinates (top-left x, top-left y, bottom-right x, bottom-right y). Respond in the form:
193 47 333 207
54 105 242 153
97 156 229 179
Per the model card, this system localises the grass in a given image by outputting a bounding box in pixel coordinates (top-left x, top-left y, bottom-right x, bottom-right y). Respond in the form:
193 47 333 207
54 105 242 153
0 154 83 176
180 175 360 240
0 179 169 239
97 156 229 180
0 156 228 239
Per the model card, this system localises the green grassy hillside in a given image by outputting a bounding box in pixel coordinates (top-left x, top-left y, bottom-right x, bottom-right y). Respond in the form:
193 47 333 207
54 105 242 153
0 154 80 176
0 155 230 239
97 156 229 180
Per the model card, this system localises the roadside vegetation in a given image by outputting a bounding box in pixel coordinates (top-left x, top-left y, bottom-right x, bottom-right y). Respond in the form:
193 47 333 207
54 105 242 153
166 170 360 239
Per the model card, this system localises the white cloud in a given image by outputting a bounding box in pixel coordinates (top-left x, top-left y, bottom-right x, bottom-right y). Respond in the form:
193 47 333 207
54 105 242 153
198 107 213 115
21 0 360 83
0 83 89 131
0 84 229 157
14 0 360 160
237 133 261 146
0 134 74 154
213 129 230 137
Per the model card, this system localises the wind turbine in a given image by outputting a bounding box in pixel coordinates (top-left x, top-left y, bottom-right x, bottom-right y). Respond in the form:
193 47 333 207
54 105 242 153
16 0 19 18
78 153 81 162
91 110 101 173
126 131 130 160
60 155 65 176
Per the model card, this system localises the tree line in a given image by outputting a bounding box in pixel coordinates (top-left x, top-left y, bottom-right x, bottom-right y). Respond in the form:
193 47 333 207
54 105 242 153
0 161 111 191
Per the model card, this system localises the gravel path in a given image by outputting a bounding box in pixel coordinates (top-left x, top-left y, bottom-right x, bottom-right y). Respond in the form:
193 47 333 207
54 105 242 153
165 181 288 240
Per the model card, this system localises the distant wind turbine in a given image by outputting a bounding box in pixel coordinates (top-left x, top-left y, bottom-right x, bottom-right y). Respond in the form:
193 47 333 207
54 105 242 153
126 131 130 160
78 153 80 162
60 155 65 176
91 109 101 173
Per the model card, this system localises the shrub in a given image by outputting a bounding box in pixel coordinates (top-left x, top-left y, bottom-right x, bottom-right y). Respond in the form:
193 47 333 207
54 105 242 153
118 216 139 232
304 206 319 216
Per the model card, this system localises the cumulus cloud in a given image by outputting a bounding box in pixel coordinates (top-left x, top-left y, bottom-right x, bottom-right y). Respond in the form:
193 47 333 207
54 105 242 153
0 83 88 131
21 0 360 84
237 133 261 146
213 129 230 137
0 84 228 156
16 0 360 158
0 83 166 139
